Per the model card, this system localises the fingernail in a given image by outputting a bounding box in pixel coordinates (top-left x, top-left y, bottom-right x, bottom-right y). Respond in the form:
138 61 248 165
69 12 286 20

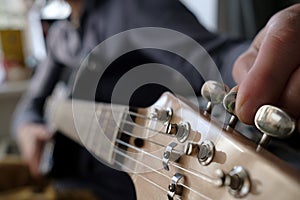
231 85 239 93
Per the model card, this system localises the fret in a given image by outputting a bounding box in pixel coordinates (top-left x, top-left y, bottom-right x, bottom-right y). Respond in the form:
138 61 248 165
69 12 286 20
114 110 136 170
90 104 127 164
71 99 95 145
46 96 129 164
87 109 109 153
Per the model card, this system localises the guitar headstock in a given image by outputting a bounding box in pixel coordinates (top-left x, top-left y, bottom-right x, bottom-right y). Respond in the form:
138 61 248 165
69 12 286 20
121 82 300 200
46 80 300 199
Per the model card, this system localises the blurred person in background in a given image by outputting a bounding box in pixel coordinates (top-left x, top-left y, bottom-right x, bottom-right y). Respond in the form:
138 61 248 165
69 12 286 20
11 0 300 199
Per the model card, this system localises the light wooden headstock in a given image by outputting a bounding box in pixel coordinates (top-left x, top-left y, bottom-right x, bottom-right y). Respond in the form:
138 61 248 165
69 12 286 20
45 84 300 200
126 92 300 200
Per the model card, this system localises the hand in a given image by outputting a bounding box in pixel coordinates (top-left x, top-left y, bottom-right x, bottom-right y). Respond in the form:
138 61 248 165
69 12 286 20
16 123 52 177
232 4 300 132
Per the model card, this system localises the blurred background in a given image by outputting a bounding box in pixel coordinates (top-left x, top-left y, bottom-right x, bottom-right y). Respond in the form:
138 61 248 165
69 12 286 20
0 0 72 155
0 0 297 198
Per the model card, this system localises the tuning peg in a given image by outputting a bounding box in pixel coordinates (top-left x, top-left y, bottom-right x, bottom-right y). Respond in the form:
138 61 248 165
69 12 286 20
201 80 229 114
254 105 296 151
223 87 238 129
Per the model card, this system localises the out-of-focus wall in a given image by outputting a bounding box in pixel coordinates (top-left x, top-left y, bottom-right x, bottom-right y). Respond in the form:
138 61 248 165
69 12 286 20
180 0 218 33
0 81 27 139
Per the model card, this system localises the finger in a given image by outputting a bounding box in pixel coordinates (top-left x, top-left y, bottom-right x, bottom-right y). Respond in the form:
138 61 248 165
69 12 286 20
28 138 46 178
29 152 41 177
232 47 257 84
33 125 53 140
17 124 49 177
279 66 300 118
236 12 300 124
232 28 266 84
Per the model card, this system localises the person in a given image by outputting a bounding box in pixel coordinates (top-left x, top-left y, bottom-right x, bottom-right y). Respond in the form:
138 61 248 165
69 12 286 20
11 0 300 199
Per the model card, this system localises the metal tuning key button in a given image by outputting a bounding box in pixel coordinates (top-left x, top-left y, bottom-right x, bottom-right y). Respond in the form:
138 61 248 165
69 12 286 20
254 105 296 151
223 88 238 129
201 80 229 114
166 122 190 143
167 173 184 200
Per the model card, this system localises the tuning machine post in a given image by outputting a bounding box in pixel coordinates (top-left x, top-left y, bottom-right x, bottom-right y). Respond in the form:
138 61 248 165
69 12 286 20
167 173 184 200
201 80 229 115
254 105 296 151
216 166 251 198
184 140 215 166
165 122 190 143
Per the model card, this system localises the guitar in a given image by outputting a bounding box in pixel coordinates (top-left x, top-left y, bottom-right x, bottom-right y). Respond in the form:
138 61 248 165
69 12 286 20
45 84 300 200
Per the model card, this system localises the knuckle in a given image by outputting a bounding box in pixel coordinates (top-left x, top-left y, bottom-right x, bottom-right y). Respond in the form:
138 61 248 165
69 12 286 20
266 7 300 43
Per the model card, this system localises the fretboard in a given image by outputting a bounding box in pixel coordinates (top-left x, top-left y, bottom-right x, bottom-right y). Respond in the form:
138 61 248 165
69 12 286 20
46 96 130 164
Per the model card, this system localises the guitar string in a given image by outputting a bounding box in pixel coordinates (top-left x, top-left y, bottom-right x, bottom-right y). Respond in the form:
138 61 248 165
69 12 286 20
114 160 212 200
114 159 169 193
94 108 221 186
69 101 221 197
114 147 193 197
94 108 220 185
113 147 169 179
127 110 154 120
95 108 167 137
113 148 212 200
120 129 165 148
121 119 166 135
97 108 176 148
115 138 220 188
100 106 164 121
121 117 220 185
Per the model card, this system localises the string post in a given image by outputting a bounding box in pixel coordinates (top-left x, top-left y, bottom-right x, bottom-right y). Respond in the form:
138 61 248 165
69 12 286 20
184 142 199 156
150 107 173 124
166 122 190 143
215 166 251 198
167 173 184 200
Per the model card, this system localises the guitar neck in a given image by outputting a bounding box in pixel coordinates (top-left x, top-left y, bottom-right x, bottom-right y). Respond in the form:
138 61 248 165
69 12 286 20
46 97 130 164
